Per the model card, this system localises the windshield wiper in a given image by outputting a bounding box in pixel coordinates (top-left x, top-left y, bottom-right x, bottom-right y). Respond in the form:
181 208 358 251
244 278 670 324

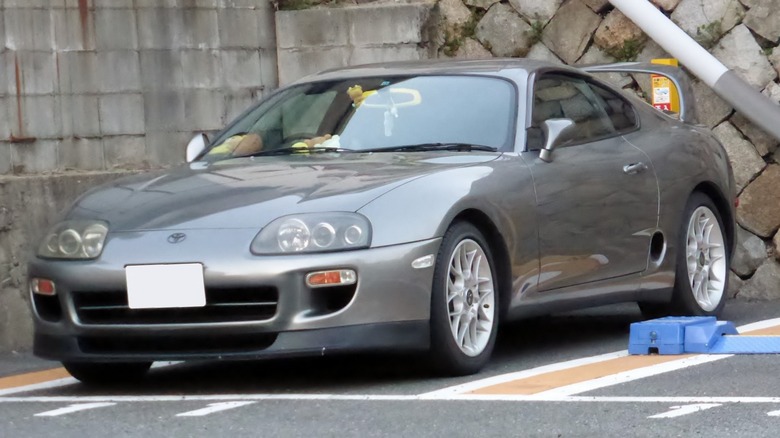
241 146 354 157
361 143 498 153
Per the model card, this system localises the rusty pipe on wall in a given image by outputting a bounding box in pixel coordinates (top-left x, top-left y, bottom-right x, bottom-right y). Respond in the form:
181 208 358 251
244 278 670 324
608 0 780 142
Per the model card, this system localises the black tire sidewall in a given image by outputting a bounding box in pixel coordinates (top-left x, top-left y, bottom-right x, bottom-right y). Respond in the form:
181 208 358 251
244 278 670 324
429 222 499 376
672 192 729 316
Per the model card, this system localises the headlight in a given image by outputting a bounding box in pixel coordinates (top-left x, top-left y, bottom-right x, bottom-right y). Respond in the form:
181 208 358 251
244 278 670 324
38 220 109 259
251 213 372 254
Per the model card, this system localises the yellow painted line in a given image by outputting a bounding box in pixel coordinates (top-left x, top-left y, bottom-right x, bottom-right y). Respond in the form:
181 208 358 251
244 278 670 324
471 354 689 395
741 325 780 336
471 319 780 396
0 368 69 391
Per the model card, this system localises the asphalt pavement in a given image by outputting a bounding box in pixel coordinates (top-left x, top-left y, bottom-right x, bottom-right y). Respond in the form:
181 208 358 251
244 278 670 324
2 300 780 437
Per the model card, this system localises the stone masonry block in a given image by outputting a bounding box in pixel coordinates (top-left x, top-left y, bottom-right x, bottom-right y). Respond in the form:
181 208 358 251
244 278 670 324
180 50 222 89
712 24 777 89
7 0 65 6
672 0 745 41
58 51 98 95
95 8 138 50
0 7 5 53
348 5 431 46
3 9 53 51
10 140 59 174
277 47 349 86
691 79 732 128
276 9 349 49
144 90 186 132
0 98 9 140
259 48 278 88
99 93 145 135
220 50 262 89
0 144 11 175
138 8 218 49
179 9 219 49
256 4 277 50
738 165 780 237
94 0 135 7
218 0 259 7
135 0 219 6
137 8 182 49
51 8 96 52
542 0 601 64
14 52 57 96
103 135 148 169
59 95 101 138
16 96 63 138
97 51 142 93
58 138 106 171
348 46 423 66
714 121 765 192
146 131 191 167
0 52 7 97
218 8 259 48
184 89 225 131
140 50 183 90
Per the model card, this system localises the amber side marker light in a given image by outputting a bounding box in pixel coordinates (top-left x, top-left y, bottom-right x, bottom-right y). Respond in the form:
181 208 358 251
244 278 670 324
31 278 56 296
306 270 357 288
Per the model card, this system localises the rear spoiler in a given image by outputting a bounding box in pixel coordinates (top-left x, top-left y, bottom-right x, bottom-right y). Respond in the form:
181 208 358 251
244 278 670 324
580 62 697 125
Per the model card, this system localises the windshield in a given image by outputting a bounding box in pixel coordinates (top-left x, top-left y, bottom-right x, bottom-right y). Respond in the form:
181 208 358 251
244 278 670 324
201 75 516 160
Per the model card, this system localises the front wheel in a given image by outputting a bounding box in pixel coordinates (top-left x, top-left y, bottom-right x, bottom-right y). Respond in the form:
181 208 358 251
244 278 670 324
428 222 499 376
62 361 152 385
641 193 729 318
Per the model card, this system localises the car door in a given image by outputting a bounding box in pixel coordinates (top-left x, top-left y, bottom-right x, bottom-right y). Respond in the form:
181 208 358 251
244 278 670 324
527 73 658 292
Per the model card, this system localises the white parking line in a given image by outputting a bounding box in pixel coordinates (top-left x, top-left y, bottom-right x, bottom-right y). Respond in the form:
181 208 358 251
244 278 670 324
176 401 256 417
766 410 780 417
34 402 116 417
647 404 722 418
3 394 780 403
419 351 628 398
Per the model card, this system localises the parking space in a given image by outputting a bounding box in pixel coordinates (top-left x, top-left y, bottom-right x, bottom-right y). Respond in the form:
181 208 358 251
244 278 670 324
2 301 780 437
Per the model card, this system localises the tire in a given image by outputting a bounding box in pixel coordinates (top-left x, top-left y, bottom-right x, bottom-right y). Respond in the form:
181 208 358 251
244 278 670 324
639 192 729 318
428 222 499 376
62 361 152 385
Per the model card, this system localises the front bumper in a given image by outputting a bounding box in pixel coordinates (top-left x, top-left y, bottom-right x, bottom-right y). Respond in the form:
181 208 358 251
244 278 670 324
29 231 440 361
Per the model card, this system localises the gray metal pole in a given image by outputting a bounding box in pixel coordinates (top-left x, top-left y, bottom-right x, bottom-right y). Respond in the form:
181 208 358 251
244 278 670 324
609 0 780 141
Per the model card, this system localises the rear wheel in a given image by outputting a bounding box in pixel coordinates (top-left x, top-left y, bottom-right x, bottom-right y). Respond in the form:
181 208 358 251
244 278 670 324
62 361 152 385
429 222 498 376
639 192 729 318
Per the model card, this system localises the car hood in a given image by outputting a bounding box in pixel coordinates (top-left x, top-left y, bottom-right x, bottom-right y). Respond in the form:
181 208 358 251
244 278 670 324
68 152 500 231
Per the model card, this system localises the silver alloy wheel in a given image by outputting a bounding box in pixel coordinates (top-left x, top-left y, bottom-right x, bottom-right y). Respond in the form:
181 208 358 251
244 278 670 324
446 238 495 357
686 206 727 311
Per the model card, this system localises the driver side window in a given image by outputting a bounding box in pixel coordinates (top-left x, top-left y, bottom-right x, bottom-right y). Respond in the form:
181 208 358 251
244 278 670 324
529 74 617 149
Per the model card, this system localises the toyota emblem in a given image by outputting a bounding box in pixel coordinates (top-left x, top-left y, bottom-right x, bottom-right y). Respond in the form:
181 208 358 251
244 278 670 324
167 232 187 244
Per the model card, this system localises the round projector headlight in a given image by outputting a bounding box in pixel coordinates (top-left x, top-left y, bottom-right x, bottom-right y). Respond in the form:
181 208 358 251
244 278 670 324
58 229 82 256
277 218 310 252
344 225 364 245
311 223 336 248
82 223 109 258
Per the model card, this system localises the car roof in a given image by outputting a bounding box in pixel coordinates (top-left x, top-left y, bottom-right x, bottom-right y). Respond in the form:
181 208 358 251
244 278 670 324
294 58 583 83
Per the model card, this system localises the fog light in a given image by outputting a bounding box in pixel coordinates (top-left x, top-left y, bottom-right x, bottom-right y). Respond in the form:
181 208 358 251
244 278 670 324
306 269 357 288
31 278 56 296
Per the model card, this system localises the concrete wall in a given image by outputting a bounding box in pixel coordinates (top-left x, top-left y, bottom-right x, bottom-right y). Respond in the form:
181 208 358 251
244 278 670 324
0 0 278 175
275 2 437 85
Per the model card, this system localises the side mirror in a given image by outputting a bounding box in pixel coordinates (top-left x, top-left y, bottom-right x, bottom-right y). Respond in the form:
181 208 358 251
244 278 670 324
539 119 576 163
186 133 209 163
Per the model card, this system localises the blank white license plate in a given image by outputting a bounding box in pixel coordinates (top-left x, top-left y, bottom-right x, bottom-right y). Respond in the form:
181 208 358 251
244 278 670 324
126 263 206 309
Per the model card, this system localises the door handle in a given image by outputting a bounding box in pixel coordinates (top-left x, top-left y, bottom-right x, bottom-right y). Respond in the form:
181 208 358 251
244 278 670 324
623 162 648 175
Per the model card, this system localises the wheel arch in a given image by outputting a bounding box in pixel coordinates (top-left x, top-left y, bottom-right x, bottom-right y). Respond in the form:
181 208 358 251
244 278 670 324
450 208 512 320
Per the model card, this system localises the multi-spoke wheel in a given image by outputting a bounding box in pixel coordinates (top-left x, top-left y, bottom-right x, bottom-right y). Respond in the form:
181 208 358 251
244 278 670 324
685 205 727 311
429 222 498 375
639 192 729 318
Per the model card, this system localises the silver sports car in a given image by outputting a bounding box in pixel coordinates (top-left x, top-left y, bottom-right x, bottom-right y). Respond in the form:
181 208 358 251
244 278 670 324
28 59 735 383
